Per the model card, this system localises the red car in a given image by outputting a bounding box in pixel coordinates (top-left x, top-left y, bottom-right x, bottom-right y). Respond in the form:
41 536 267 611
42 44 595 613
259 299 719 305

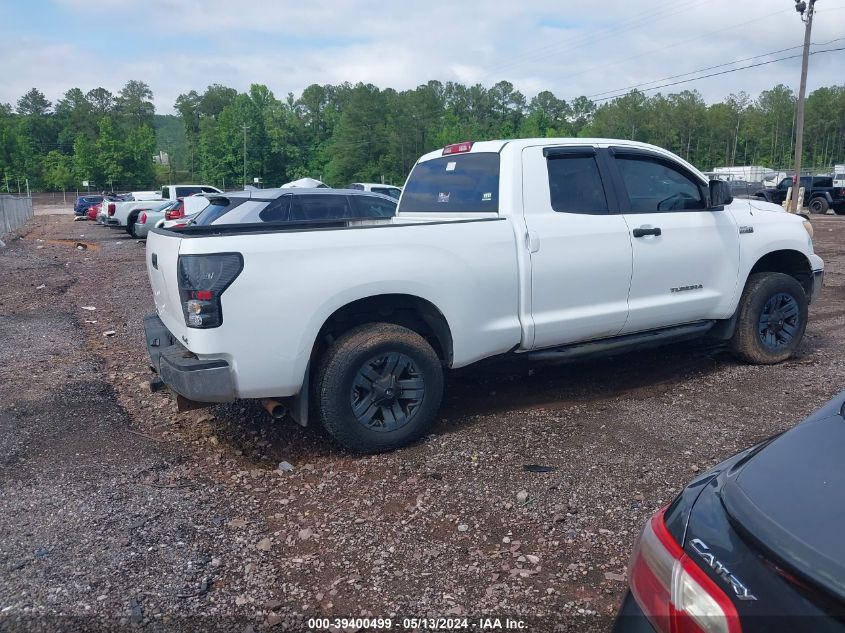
86 204 101 221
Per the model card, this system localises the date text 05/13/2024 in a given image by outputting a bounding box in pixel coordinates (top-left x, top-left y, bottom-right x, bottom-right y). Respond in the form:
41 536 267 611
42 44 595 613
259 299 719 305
306 617 528 630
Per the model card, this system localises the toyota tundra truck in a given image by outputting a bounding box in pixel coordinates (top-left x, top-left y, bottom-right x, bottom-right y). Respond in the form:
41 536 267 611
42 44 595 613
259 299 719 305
143 139 824 453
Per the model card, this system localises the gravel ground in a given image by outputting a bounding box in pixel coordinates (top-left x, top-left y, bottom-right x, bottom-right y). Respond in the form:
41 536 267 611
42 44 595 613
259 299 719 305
0 212 843 632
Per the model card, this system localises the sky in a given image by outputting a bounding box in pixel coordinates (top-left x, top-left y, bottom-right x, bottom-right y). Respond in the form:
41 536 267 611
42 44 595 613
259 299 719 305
0 0 843 114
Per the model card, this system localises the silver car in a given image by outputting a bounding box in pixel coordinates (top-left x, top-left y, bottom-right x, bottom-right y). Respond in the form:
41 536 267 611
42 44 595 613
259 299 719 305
132 200 179 239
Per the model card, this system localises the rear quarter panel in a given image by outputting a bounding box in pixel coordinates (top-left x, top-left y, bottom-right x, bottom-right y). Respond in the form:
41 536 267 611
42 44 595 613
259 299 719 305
172 219 522 398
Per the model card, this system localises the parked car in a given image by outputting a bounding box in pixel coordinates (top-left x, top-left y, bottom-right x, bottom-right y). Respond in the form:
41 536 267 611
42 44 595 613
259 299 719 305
188 188 397 226
130 200 180 239
754 175 845 214
347 182 403 199
614 389 845 633
85 204 100 221
143 138 823 453
74 195 104 216
107 184 221 230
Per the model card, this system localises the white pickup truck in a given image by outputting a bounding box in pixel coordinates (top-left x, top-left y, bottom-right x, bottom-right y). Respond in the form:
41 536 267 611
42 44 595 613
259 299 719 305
144 138 824 452
104 184 222 234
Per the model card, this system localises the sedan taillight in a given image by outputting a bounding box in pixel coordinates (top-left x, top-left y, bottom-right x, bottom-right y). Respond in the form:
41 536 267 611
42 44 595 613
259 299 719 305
628 507 741 633
165 207 184 221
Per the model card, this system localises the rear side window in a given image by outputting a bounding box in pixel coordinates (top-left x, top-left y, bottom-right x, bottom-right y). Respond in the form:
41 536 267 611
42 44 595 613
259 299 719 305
257 196 291 222
546 155 608 214
289 194 353 221
399 153 500 213
175 186 204 197
615 156 705 212
351 195 396 218
811 177 832 187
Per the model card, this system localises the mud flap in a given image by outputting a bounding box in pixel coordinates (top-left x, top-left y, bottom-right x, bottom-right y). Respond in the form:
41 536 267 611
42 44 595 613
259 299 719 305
285 363 309 427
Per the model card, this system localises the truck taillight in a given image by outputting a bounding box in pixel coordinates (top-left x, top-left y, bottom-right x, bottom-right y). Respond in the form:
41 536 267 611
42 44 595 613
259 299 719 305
177 253 243 329
107 203 116 216
628 507 741 633
442 141 474 155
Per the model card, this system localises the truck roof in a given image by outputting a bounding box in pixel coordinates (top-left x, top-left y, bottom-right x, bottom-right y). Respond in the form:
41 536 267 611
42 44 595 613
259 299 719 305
416 138 707 181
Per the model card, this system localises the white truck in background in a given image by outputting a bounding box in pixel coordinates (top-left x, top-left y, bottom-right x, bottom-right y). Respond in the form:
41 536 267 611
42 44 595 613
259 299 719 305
144 138 823 453
103 184 222 234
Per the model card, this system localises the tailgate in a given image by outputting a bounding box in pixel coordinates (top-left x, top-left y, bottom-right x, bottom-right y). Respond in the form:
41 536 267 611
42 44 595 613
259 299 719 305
146 230 188 342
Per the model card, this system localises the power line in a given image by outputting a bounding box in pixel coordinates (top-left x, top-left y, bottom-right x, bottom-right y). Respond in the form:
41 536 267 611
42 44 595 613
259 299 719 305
587 36 845 99
592 46 845 103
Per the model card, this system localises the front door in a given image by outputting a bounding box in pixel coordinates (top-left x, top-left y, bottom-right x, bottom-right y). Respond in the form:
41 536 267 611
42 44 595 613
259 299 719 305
606 148 740 334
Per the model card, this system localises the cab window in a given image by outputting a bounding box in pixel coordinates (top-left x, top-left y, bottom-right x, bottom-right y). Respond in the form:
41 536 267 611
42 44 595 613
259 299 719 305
615 155 705 212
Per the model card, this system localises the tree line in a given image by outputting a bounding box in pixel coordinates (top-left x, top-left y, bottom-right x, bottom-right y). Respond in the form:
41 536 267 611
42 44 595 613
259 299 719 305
1 78 843 193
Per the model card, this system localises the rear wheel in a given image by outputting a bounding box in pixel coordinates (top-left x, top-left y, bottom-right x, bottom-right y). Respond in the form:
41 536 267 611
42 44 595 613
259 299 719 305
316 323 443 453
808 197 829 214
729 273 808 364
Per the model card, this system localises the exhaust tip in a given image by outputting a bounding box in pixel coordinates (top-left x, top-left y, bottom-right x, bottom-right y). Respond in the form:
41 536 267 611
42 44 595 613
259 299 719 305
262 398 287 420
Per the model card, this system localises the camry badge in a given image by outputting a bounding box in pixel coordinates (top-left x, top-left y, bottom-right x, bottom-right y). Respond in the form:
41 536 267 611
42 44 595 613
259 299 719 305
690 538 757 601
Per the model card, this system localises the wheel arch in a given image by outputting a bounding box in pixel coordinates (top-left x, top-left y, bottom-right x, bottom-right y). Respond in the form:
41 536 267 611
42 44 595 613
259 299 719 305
311 293 454 367
747 249 813 298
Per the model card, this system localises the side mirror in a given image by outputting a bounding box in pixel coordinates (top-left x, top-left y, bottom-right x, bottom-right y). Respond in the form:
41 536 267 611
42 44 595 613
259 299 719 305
709 179 733 208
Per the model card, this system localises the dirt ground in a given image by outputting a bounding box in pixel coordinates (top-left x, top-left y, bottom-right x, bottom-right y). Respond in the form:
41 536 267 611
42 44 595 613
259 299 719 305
0 212 843 632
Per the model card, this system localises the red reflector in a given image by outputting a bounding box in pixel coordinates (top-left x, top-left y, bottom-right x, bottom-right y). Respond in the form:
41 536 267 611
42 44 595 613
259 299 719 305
195 290 213 301
139 213 147 224
442 141 474 155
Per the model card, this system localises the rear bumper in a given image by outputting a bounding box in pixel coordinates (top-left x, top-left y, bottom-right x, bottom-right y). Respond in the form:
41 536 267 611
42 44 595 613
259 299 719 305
144 313 235 403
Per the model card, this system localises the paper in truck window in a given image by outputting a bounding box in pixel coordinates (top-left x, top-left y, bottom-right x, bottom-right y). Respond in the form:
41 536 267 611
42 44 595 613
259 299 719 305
399 153 500 213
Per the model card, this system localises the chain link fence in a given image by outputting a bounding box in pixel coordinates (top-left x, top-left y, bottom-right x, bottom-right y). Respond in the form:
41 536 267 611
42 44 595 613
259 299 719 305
0 194 34 238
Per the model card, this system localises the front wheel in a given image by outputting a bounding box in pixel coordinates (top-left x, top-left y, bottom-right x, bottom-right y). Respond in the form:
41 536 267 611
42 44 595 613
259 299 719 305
316 323 444 453
808 198 829 214
729 273 808 364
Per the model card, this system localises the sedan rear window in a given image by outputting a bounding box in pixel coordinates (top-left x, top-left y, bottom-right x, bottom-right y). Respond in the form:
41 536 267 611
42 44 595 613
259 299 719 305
399 153 500 213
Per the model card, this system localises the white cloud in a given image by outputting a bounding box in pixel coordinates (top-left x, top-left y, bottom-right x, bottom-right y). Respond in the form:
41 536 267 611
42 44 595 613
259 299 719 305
1 0 843 113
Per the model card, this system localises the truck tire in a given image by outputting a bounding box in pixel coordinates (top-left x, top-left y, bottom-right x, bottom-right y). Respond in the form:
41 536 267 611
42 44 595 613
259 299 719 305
316 323 444 453
729 273 808 364
808 197 829 214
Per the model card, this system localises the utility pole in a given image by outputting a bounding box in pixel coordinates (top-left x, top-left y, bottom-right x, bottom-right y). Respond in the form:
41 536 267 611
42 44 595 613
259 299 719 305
242 124 250 188
789 0 817 213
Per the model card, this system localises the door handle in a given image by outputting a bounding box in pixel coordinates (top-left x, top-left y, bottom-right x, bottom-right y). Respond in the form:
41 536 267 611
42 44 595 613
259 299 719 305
632 226 662 238
151 253 158 269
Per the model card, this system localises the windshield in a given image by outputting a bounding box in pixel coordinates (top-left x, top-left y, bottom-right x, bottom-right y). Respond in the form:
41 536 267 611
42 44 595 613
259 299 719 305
399 153 500 213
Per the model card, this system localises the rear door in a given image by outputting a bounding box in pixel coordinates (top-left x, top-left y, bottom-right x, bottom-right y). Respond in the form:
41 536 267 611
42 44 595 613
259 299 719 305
521 145 633 349
607 148 739 333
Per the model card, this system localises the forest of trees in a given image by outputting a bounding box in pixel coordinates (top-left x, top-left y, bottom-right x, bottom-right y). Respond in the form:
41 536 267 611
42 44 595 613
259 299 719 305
1 78 844 192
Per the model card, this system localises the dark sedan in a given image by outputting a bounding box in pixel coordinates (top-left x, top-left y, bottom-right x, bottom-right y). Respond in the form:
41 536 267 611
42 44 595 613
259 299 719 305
189 188 396 227
614 390 845 633
73 195 104 216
